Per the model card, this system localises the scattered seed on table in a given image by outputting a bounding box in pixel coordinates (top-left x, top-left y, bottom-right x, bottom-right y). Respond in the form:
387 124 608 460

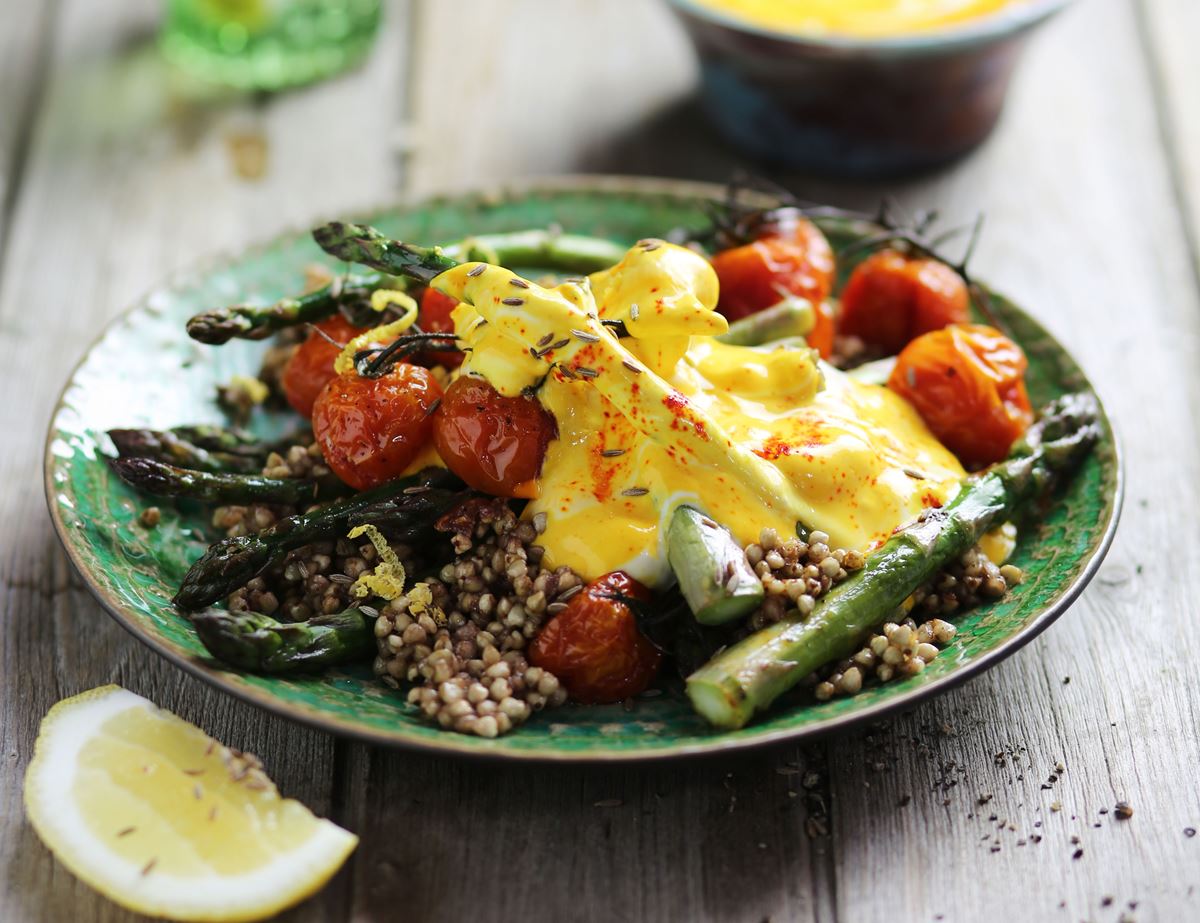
1114 801 1134 819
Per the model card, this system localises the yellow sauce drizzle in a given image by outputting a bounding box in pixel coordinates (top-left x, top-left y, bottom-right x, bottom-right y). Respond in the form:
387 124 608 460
434 241 966 588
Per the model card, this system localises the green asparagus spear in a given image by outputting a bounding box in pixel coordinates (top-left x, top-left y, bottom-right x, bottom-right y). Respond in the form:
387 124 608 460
108 428 264 474
170 424 279 457
685 394 1101 730
667 507 764 625
188 225 629 345
174 468 466 610
715 296 817 347
444 229 628 274
186 271 384 344
191 607 373 674
312 222 456 283
109 456 343 505
312 222 627 281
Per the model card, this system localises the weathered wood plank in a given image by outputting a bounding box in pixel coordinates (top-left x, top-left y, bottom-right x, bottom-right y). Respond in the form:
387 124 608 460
0 1 54 254
340 743 830 923
0 1 411 920
1140 0 1200 277
404 0 698 197
817 1 1200 920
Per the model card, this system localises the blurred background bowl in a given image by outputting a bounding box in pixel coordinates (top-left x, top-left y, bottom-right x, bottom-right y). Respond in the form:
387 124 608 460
667 0 1070 178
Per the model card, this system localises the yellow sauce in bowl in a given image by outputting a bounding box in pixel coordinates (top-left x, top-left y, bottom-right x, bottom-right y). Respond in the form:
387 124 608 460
688 0 1031 38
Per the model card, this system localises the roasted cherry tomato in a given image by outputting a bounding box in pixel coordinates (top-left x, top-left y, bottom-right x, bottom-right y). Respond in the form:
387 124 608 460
282 315 367 419
417 287 463 370
888 324 1033 468
711 218 836 357
529 571 661 704
432 376 556 499
312 364 442 490
839 250 970 355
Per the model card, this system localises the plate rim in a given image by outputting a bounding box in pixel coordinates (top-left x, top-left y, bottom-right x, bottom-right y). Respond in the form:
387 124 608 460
43 174 1125 763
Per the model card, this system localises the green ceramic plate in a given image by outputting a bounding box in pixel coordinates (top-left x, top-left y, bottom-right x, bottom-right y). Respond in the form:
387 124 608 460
45 177 1121 761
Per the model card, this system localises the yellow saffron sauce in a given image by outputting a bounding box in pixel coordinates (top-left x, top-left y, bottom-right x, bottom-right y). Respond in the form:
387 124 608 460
434 242 965 589
689 0 1029 38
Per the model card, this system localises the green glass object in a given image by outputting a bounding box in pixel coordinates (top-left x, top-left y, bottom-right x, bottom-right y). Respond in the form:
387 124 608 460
45 179 1121 761
160 0 382 91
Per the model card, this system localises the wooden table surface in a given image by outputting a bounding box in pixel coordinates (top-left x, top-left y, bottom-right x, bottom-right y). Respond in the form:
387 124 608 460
2 1 1198 920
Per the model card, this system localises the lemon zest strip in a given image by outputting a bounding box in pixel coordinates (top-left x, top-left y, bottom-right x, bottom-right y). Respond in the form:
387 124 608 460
332 290 419 375
346 524 407 600
406 582 447 626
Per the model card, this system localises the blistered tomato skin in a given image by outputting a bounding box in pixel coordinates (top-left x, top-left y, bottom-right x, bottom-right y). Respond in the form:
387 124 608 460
312 364 442 490
888 324 1033 468
528 572 662 704
432 376 556 499
711 219 836 356
417 288 464 369
282 315 367 419
839 250 970 355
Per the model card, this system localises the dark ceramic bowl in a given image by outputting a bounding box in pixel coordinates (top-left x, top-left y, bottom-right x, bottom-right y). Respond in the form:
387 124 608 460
667 0 1070 177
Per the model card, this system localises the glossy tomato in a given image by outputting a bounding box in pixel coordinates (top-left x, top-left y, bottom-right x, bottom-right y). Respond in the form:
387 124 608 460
312 364 442 490
528 571 661 704
432 376 556 499
417 287 463 369
282 315 367 419
839 250 969 355
711 218 836 357
888 324 1033 468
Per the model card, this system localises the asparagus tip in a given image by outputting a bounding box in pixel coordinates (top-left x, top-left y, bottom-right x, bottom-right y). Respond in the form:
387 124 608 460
108 455 175 494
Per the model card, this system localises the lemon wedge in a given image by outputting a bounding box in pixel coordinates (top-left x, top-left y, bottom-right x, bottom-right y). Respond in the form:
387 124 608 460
23 685 356 922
